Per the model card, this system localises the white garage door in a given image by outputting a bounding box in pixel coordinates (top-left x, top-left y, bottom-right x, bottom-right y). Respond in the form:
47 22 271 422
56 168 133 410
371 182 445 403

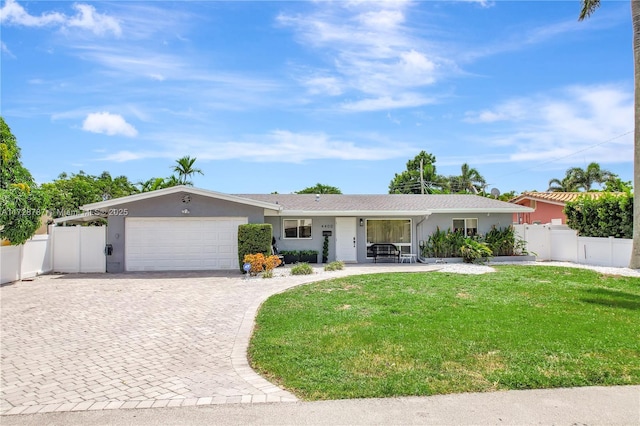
125 217 247 271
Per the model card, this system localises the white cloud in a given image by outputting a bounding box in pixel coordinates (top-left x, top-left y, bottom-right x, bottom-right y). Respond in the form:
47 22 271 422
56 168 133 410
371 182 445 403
1 41 14 57
0 0 120 36
82 112 138 137
464 84 633 165
277 2 451 107
66 4 121 37
303 76 343 96
0 0 65 27
341 93 435 112
98 130 410 163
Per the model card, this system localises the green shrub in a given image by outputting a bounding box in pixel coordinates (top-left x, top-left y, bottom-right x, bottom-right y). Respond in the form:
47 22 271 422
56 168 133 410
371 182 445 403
420 227 466 258
565 193 632 238
238 224 272 271
421 226 527 259
291 262 314 275
460 238 492 263
324 261 344 271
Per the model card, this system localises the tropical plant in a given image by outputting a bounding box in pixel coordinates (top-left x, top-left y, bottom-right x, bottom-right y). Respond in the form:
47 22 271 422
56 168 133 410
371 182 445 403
421 226 526 259
578 2 639 268
172 155 204 186
297 183 342 194
547 163 617 192
420 227 466 258
460 238 493 264
547 176 581 192
137 176 180 192
448 163 486 194
388 151 448 194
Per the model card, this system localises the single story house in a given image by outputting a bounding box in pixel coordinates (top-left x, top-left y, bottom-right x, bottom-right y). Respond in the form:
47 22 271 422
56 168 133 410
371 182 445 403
509 191 622 225
71 186 532 272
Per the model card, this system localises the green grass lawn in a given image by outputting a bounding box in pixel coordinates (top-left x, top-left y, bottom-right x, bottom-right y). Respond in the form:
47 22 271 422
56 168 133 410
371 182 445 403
249 265 640 400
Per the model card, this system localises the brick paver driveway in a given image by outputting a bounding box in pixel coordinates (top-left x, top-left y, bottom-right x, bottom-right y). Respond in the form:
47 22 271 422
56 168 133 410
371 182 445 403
1 264 437 416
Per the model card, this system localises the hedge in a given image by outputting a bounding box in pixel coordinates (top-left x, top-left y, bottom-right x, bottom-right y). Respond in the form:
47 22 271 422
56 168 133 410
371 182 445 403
238 224 272 271
564 193 633 239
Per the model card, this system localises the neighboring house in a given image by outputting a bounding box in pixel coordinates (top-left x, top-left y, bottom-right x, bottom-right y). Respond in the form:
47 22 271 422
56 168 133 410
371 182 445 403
60 186 532 272
509 192 621 225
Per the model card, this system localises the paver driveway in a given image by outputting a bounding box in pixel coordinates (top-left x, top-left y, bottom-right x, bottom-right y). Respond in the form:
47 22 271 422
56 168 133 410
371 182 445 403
1 264 437 416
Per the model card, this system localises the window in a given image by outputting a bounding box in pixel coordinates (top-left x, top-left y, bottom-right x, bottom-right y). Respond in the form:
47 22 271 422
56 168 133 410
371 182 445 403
453 218 478 236
366 219 412 255
283 219 312 239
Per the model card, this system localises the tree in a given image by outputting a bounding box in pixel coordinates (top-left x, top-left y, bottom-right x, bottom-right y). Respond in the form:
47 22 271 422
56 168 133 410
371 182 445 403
172 156 203 186
137 176 180 193
0 117 46 245
448 163 486 194
296 183 342 194
41 171 138 218
389 151 448 194
565 162 615 191
547 176 581 192
579 0 640 268
604 176 633 192
547 163 615 192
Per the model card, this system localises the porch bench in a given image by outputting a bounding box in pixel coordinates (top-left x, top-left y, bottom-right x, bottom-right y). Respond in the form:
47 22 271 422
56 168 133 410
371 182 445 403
370 243 400 263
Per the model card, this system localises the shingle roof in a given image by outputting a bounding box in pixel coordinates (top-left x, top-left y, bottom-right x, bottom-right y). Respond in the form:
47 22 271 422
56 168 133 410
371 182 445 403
236 194 532 214
509 191 624 206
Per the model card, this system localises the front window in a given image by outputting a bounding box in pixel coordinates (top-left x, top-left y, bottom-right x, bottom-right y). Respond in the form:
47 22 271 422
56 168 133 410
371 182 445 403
283 219 312 239
453 218 478 236
366 219 411 255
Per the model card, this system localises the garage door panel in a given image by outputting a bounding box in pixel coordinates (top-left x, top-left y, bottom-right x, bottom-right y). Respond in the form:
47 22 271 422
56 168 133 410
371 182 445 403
125 217 247 271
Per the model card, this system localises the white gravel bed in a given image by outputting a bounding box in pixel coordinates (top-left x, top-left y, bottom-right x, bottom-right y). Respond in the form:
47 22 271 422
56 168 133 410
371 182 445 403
435 260 640 277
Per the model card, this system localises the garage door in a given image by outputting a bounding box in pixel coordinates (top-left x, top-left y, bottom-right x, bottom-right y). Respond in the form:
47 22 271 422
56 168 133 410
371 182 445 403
125 217 247 271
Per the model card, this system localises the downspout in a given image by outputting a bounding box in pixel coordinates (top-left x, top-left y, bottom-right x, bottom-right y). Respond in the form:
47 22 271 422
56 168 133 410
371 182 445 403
416 212 432 263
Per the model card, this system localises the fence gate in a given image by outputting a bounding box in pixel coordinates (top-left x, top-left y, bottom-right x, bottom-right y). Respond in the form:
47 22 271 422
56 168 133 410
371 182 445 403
53 226 106 273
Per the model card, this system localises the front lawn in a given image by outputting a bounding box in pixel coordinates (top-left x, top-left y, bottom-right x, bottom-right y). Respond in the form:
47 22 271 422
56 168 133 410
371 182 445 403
249 266 640 400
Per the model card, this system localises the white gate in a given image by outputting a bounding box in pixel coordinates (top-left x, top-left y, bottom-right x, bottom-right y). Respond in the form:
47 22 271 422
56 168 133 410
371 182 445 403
53 227 106 273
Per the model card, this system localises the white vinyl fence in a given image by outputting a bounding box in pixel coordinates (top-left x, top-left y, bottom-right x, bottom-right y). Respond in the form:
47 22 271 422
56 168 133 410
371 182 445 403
1 234 52 284
514 224 632 268
1 226 106 284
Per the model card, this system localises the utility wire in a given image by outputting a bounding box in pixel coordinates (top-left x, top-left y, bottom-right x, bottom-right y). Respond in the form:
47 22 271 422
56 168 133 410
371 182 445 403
491 130 633 182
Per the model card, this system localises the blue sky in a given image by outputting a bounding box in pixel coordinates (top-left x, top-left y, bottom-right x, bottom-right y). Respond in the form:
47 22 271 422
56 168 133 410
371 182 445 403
1 0 634 195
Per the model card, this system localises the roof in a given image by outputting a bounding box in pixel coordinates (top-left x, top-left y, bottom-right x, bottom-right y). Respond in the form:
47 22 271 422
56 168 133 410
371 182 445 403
81 185 282 211
64 187 531 218
509 191 625 207
53 211 107 225
236 193 533 216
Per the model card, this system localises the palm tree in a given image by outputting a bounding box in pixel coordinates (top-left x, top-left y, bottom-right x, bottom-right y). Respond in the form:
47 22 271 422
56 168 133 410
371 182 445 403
451 163 486 194
547 176 581 192
579 1 640 268
565 162 615 191
172 156 204 186
137 176 181 192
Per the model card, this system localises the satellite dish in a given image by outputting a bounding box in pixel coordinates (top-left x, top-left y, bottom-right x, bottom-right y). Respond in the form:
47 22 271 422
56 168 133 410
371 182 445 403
490 188 501 199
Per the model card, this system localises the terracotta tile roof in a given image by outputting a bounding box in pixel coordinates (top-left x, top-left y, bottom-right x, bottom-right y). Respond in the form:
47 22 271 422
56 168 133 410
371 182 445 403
509 191 624 205
236 194 532 214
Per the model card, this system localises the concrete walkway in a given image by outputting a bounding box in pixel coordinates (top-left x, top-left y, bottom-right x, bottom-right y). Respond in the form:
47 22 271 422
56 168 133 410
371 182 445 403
3 386 639 425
